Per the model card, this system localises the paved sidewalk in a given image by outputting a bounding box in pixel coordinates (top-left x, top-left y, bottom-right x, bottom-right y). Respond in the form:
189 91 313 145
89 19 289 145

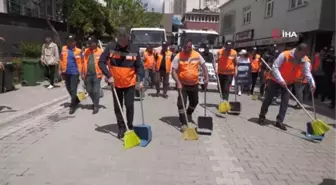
0 81 68 126
0 87 335 185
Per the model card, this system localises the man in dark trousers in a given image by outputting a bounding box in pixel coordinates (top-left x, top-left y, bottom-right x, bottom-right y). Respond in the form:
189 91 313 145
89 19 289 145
59 35 82 114
98 27 144 139
154 41 174 98
82 36 103 114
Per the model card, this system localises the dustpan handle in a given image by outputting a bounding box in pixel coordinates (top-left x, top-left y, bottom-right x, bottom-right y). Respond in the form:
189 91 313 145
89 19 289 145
140 89 145 125
311 91 316 119
179 89 189 124
234 77 237 102
204 89 207 116
111 84 129 131
260 58 315 121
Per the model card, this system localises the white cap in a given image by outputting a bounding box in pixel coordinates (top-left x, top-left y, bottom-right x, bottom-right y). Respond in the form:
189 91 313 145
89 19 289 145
239 49 247 55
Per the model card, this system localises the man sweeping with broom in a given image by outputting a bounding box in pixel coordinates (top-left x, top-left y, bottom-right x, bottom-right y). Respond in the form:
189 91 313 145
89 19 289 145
171 39 209 132
98 27 144 139
258 43 315 131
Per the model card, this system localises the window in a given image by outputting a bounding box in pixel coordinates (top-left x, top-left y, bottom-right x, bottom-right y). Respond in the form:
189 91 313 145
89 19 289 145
243 6 251 24
289 0 308 9
265 0 274 17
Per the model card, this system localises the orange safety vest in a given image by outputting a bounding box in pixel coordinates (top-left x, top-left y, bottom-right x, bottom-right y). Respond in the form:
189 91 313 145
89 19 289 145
271 50 309 85
176 50 201 85
82 48 103 78
217 48 237 75
250 54 261 73
143 51 155 70
60 46 82 73
107 50 137 88
313 53 320 73
265 71 271 80
155 50 173 73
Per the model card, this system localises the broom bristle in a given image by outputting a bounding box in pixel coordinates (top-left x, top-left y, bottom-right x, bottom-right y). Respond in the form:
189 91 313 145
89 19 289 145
124 131 140 149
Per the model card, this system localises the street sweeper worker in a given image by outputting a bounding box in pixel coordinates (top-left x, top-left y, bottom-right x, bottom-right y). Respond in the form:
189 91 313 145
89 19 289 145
258 43 315 131
98 27 144 139
154 41 174 98
215 40 238 101
82 36 103 114
171 39 209 132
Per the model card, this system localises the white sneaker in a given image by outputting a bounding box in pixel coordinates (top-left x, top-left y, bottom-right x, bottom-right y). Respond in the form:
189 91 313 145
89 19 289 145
238 91 242 96
47 85 54 89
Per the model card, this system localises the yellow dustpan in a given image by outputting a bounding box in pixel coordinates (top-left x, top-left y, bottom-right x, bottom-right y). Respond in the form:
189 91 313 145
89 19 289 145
179 90 199 140
112 85 140 149
77 92 87 101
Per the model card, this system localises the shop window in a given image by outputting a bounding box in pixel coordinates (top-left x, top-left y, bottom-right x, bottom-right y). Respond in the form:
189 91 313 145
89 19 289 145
243 6 251 24
289 0 308 9
265 0 274 18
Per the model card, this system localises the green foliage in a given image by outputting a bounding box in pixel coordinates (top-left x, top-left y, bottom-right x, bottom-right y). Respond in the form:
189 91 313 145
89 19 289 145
20 42 41 58
58 0 163 39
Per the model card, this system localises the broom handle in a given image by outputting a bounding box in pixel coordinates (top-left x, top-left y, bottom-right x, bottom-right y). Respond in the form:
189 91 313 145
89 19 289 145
260 58 315 121
111 85 130 131
235 77 237 102
179 89 190 124
211 46 223 99
140 89 145 125
311 91 317 119
204 89 207 116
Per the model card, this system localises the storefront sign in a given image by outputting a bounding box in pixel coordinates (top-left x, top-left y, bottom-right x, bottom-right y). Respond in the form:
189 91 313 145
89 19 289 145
235 41 256 48
256 36 299 46
235 29 254 42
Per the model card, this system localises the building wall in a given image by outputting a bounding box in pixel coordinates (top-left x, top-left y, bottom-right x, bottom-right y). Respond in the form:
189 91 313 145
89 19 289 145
319 0 335 31
184 21 219 32
0 0 6 13
163 0 174 13
225 0 323 40
175 0 229 14
174 0 186 15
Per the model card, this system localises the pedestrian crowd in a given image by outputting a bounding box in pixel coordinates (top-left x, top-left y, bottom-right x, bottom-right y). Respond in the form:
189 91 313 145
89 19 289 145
1 28 334 139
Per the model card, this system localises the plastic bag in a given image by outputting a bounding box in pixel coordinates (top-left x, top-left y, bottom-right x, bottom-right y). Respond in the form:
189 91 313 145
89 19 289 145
77 78 87 101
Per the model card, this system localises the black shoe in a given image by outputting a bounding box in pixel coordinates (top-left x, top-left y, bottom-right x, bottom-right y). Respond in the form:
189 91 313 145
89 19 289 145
258 117 265 125
92 107 99 114
162 94 168 98
69 107 76 115
275 121 287 131
187 114 194 123
293 104 302 109
117 127 126 139
155 92 160 97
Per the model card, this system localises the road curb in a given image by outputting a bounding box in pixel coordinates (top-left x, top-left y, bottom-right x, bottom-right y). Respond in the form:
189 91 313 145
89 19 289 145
0 95 69 129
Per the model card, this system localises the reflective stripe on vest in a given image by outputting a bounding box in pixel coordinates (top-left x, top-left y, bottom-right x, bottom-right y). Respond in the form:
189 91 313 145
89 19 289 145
155 50 173 73
107 50 137 88
177 50 200 85
250 54 261 73
144 51 155 69
218 48 237 75
60 46 82 73
83 48 103 78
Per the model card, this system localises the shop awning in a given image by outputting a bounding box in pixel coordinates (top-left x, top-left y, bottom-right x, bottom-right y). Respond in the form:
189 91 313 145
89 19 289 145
172 16 183 25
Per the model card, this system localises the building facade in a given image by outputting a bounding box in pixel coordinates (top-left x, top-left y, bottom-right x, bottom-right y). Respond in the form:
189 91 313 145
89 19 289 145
174 0 228 15
162 0 174 13
182 7 220 32
219 0 335 55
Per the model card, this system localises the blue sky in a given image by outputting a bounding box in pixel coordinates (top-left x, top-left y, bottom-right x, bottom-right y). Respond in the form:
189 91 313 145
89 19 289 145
143 0 163 12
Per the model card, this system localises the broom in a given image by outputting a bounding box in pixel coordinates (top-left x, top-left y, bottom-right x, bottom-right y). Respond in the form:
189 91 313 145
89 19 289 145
260 58 330 135
179 90 199 140
111 84 140 149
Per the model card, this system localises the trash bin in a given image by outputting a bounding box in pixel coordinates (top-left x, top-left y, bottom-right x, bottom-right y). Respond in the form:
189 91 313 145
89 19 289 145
3 62 15 92
0 69 3 93
21 59 39 86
